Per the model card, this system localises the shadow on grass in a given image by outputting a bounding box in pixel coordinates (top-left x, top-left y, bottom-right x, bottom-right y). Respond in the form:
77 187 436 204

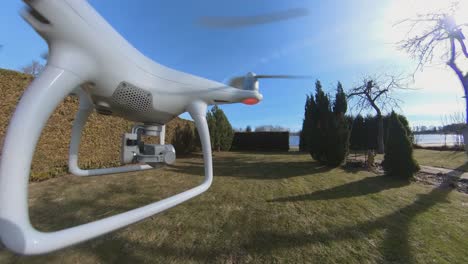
244 187 452 263
341 161 369 174
0 179 160 263
260 166 464 263
3 156 462 263
229 150 306 156
168 153 332 180
57 183 454 263
270 175 409 202
19 178 245 263
29 178 153 232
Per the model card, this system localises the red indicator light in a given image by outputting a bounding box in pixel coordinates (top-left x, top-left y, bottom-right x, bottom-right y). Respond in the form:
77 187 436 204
242 98 259 105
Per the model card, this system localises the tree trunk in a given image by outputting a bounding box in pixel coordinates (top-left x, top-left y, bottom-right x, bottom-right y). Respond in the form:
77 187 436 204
464 93 468 151
370 101 384 154
377 113 384 154
463 127 468 154
448 38 468 123
447 38 468 152
465 93 468 124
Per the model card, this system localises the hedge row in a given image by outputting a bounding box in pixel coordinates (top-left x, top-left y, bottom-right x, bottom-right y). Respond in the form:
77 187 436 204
0 69 194 181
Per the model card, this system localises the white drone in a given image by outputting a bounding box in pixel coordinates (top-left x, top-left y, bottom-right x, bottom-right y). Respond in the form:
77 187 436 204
0 0 308 255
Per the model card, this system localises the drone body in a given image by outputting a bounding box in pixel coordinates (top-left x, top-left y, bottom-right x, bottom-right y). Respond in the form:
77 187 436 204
0 0 265 255
24 0 263 124
0 0 308 255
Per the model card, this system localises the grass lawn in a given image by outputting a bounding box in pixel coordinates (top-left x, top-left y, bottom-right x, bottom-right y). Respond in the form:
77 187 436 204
368 149 467 172
412 149 468 172
1 152 467 263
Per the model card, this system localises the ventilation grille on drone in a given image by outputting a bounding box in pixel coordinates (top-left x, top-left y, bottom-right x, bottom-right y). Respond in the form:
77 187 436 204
112 82 152 113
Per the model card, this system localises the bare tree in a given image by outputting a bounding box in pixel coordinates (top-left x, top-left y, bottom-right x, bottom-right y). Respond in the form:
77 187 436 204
348 74 404 154
398 6 468 123
21 60 44 78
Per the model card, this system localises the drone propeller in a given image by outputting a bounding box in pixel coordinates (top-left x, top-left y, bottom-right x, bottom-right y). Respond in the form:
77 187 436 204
198 8 309 28
228 73 312 89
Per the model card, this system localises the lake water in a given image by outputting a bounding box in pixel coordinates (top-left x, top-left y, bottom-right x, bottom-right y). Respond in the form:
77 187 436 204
289 135 300 147
289 134 464 147
414 134 464 147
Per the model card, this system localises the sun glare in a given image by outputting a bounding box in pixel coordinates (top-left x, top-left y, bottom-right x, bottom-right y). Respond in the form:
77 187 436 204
453 1 468 25
379 0 468 96
383 0 468 44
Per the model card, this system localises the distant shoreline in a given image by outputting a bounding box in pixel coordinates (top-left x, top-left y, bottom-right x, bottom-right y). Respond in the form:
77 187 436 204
413 132 461 135
290 134 465 149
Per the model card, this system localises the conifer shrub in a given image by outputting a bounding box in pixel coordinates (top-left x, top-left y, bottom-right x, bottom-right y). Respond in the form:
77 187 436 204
307 81 350 166
206 105 234 151
382 111 420 178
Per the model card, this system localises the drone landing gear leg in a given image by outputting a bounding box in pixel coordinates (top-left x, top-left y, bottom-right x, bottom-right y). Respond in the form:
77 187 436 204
0 87 213 254
160 125 166 145
0 66 84 254
68 89 152 176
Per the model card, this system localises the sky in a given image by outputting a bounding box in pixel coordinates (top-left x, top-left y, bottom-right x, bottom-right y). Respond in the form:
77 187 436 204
1 0 467 131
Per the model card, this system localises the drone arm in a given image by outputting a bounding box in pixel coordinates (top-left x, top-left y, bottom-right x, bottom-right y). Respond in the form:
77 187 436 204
68 89 152 177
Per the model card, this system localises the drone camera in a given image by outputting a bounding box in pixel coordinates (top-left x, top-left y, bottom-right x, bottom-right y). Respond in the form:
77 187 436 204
121 125 176 167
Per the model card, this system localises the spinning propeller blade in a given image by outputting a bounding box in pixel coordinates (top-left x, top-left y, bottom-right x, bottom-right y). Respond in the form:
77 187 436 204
228 74 312 89
198 8 309 28
228 76 246 89
255 75 312 79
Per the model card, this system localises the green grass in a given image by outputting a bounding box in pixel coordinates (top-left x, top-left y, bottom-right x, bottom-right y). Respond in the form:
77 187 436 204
412 149 468 172
1 152 467 263
372 149 467 172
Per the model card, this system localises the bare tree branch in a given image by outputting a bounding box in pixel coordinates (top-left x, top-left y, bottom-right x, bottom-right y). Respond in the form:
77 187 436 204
397 10 467 73
347 74 407 153
398 4 468 124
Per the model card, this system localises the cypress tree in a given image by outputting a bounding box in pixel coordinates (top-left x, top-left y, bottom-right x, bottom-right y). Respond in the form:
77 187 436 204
299 129 306 151
350 115 366 150
299 95 311 151
333 82 347 115
307 94 317 154
316 80 331 163
383 114 414 147
327 83 350 166
309 80 327 161
307 80 350 166
218 110 234 151
325 116 350 166
207 109 217 150
397 114 414 144
207 105 233 151
382 111 420 179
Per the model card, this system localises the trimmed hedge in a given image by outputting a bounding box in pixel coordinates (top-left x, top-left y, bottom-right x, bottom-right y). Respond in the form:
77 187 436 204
0 68 195 181
231 132 289 152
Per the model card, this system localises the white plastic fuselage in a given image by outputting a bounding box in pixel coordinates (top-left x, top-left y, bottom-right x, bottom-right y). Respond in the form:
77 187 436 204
0 0 262 255
23 0 263 124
